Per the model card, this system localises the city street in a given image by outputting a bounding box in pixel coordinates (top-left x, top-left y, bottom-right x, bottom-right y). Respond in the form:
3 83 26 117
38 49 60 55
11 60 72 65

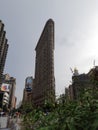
0 116 8 128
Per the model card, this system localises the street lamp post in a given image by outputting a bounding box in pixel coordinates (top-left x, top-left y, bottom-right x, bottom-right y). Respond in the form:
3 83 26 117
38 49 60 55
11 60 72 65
0 112 1 128
0 111 3 128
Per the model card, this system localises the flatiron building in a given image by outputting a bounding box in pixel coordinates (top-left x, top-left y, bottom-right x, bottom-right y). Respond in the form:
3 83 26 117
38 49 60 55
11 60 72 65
33 19 55 106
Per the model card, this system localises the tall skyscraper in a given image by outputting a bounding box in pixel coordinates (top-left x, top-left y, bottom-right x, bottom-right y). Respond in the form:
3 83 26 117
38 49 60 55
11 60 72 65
0 20 9 86
33 19 55 106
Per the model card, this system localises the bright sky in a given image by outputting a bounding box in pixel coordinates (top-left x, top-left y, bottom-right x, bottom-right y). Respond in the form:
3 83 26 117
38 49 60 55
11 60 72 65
0 0 98 104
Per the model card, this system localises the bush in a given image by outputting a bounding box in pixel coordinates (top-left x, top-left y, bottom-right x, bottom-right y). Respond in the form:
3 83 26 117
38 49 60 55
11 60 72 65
22 88 98 130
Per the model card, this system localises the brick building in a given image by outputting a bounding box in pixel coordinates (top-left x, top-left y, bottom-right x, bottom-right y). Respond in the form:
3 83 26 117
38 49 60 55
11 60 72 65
2 74 16 110
66 67 98 100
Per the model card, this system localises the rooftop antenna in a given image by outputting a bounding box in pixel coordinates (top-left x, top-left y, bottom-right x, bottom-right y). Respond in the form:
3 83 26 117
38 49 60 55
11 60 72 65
70 67 73 74
93 60 95 68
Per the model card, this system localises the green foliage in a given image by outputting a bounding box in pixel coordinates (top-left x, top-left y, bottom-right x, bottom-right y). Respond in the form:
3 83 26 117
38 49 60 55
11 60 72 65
22 88 98 130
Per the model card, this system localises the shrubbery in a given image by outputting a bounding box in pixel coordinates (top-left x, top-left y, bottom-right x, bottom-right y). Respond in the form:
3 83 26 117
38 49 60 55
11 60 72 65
22 88 98 130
